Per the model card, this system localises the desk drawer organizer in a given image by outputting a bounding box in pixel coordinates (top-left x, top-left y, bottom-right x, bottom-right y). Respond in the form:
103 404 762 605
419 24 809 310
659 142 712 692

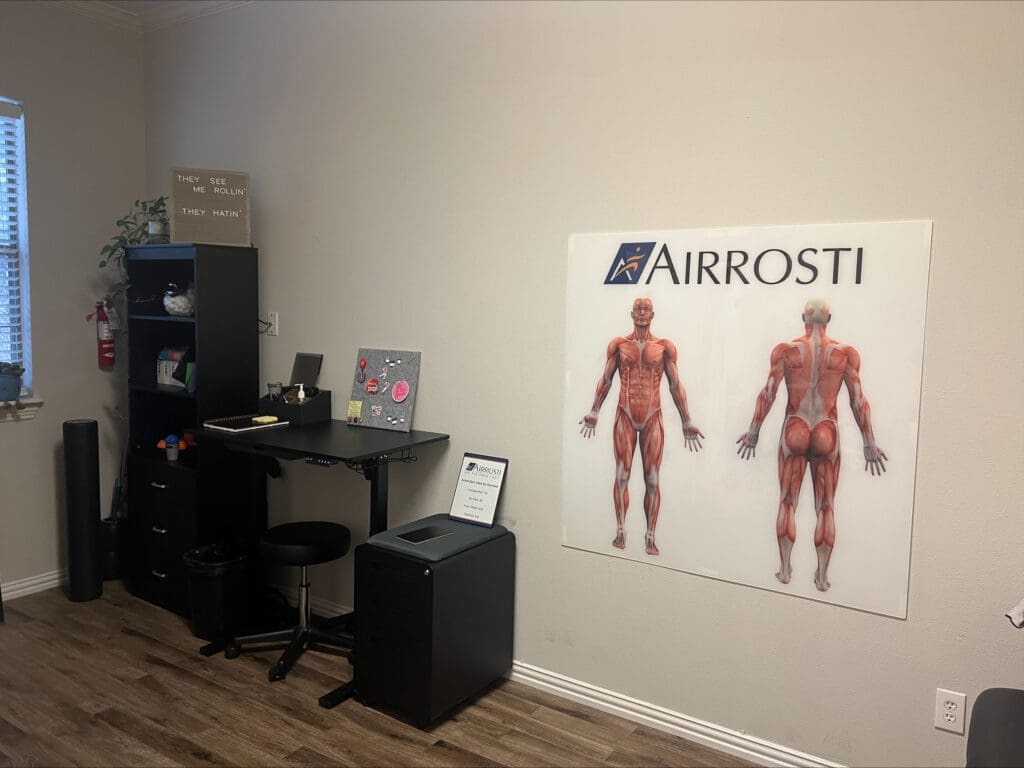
125 456 197 614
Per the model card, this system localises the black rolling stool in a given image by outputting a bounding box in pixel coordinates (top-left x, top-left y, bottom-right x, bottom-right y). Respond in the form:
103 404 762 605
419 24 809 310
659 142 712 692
225 521 353 682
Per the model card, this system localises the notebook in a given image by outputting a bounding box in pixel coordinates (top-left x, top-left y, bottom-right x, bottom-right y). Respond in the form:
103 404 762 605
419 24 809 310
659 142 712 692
204 414 290 433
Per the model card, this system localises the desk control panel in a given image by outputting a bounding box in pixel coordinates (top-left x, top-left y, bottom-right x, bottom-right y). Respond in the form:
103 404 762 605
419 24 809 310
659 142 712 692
305 455 338 467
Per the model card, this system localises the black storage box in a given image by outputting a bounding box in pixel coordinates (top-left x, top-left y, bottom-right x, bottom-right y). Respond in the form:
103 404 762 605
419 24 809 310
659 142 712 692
354 514 515 727
257 389 331 426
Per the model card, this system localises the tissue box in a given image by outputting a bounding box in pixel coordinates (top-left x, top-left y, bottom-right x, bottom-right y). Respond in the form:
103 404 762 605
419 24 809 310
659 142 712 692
258 389 331 426
156 346 190 388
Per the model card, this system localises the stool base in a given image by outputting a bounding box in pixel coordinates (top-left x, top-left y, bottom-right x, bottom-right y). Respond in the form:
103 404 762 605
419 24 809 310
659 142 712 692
225 625 352 681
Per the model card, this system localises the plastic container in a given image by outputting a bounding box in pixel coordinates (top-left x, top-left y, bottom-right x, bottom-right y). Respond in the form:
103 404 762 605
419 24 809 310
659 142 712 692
182 544 251 642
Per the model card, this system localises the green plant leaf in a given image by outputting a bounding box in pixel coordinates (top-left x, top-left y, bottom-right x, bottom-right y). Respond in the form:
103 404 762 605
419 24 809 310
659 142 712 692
99 196 174 288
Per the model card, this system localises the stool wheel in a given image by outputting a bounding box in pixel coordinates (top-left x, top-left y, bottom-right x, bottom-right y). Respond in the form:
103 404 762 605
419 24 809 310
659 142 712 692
224 642 241 660
268 665 286 682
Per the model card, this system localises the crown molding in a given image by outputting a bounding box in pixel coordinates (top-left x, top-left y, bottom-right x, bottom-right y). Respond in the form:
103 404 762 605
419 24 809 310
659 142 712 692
58 1 253 34
59 1 143 32
135 1 254 32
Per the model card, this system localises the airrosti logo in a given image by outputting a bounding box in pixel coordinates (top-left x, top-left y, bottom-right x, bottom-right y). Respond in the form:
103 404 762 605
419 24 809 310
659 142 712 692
602 241 867 286
466 462 503 476
604 242 656 285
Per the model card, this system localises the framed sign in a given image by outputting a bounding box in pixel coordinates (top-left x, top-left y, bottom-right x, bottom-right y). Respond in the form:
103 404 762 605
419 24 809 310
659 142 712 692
449 453 508 527
170 167 251 246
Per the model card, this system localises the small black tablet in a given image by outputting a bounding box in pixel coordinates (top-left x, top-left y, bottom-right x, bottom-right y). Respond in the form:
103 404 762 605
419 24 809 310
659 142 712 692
290 353 323 387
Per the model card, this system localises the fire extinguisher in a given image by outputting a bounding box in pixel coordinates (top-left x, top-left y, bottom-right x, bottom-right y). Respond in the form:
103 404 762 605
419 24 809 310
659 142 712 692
94 300 115 370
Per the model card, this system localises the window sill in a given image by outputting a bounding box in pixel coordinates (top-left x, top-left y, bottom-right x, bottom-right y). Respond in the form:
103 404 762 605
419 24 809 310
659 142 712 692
0 396 44 422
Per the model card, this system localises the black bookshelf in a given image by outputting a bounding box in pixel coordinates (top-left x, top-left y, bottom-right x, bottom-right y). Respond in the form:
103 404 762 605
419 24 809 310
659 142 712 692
122 243 266 616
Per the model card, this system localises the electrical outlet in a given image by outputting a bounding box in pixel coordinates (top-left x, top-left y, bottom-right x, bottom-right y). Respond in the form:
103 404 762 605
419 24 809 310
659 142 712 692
266 312 279 337
934 688 966 734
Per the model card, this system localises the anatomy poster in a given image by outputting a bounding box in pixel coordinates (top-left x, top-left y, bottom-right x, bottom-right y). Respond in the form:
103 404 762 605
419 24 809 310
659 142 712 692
561 221 931 617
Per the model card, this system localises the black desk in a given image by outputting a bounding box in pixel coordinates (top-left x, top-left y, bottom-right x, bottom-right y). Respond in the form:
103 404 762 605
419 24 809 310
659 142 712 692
208 420 449 535
199 420 448 663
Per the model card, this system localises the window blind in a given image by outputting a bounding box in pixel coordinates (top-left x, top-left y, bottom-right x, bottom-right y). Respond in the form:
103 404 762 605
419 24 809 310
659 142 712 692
0 100 29 392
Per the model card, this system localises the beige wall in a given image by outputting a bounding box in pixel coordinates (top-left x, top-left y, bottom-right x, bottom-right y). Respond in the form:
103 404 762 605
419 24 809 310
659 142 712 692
143 2 1023 765
0 4 144 585
6 0 1019 765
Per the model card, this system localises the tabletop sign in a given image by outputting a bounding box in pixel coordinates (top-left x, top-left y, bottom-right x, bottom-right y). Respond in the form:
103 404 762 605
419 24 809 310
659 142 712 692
448 453 508 527
170 167 251 246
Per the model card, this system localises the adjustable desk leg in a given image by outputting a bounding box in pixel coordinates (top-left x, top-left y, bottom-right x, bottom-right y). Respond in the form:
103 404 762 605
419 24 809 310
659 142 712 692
320 457 388 635
320 456 389 707
319 680 356 709
366 457 389 536
199 640 224 657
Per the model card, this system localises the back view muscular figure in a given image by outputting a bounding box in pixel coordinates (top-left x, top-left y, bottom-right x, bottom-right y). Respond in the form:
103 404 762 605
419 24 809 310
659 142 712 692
736 300 887 591
580 298 704 555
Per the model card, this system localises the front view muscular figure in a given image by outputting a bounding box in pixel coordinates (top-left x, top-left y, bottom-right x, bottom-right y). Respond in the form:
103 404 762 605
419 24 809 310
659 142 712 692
736 300 887 591
580 298 704 555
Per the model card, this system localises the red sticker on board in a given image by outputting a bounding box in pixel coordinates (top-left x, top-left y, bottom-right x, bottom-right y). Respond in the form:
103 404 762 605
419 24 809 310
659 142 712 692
391 380 410 403
365 377 379 395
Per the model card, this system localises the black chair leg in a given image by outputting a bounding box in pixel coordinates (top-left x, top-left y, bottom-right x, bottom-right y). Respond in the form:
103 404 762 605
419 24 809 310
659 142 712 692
264 627 353 682
225 627 296 659
269 628 307 681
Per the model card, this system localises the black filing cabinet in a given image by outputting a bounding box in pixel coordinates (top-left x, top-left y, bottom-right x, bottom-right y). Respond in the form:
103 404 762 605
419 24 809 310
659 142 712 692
354 514 515 727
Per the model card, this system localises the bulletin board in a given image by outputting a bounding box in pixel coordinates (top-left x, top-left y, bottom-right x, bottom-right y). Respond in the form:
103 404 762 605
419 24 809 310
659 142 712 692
347 348 421 432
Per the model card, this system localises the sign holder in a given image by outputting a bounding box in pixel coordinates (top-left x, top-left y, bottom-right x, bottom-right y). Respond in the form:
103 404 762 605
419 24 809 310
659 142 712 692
448 453 508 527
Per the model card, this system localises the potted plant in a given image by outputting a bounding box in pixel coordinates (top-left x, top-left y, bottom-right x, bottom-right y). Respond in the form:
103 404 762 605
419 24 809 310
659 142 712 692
97 196 168 300
0 362 24 401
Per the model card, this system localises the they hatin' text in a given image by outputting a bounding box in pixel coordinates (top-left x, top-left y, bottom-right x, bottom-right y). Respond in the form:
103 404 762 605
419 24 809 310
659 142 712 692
179 208 242 218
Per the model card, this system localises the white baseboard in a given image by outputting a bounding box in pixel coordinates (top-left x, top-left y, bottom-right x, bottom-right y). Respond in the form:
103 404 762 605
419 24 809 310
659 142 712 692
294 590 837 767
510 662 840 768
1 569 67 602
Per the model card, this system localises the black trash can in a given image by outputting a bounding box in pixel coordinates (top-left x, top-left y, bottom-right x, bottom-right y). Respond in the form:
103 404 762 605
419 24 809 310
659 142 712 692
183 544 251 642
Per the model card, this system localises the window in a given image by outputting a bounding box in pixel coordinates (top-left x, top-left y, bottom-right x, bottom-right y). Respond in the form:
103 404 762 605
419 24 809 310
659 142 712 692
0 98 31 396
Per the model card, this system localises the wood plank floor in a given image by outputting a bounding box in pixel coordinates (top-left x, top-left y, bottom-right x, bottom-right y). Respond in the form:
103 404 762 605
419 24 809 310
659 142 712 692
0 584 752 767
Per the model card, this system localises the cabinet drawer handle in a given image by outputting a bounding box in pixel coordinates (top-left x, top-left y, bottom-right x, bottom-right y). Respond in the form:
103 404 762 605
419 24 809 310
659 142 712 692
151 526 168 535
151 570 168 580
150 481 168 490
